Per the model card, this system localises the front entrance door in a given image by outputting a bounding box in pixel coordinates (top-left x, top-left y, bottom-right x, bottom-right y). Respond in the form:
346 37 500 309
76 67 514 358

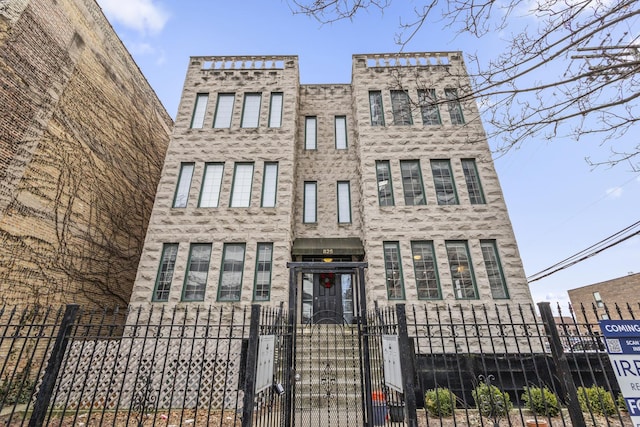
302 273 355 324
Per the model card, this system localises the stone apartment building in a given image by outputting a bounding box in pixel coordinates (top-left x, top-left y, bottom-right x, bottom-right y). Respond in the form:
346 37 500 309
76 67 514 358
0 0 172 307
129 52 534 322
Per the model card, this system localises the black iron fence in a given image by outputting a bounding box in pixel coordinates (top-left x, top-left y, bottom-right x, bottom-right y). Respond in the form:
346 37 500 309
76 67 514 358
0 301 637 426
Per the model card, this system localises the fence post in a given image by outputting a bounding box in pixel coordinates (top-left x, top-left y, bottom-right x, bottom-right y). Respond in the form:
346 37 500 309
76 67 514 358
396 304 418 427
538 302 585 426
29 304 79 427
242 305 261 427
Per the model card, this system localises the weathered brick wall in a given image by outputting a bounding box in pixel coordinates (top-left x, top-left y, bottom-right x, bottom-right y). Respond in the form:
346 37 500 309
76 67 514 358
0 0 172 307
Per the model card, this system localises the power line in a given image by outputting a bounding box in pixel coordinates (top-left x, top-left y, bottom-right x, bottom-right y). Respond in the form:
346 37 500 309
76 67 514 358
527 219 640 283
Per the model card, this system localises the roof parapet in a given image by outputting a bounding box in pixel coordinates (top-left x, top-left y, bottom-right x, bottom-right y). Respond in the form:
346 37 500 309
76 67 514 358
190 55 298 71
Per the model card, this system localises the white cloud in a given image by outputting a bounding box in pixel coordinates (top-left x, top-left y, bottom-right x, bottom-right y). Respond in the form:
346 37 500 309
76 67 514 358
98 0 169 34
606 187 623 199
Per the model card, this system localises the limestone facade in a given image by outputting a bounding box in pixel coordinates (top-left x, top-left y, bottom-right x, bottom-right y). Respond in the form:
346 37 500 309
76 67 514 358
130 52 533 318
0 0 172 307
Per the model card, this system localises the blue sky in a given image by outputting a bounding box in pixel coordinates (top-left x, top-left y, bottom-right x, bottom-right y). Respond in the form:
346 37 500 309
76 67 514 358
96 0 640 310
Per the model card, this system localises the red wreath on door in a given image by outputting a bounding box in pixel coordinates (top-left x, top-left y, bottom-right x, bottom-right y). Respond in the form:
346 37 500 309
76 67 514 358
320 273 335 288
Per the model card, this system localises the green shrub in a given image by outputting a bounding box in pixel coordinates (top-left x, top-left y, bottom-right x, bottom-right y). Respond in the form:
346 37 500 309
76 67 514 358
617 393 627 411
577 385 616 416
424 388 456 416
472 382 513 417
521 386 561 417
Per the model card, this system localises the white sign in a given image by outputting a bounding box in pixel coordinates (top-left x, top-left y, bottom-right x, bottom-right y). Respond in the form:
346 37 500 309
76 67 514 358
255 335 275 394
382 334 403 393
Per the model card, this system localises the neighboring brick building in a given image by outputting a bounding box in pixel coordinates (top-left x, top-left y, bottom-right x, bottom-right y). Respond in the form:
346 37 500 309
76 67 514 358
0 0 172 307
130 52 534 320
568 272 640 326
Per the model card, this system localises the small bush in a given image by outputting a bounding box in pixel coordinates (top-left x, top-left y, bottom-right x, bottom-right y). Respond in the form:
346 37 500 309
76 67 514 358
424 388 456 416
577 385 616 416
521 386 561 417
472 382 513 418
617 393 627 411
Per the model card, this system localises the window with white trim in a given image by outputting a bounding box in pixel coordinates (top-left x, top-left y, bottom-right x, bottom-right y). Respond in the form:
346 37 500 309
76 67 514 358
182 243 211 302
480 240 509 299
411 241 441 300
241 93 261 128
303 182 317 223
173 163 194 208
305 117 317 150
446 240 477 299
261 162 278 207
383 242 405 299
213 93 234 128
461 159 485 204
400 160 426 205
431 159 458 205
391 90 412 125
269 92 283 128
445 88 465 125
254 243 273 301
190 94 208 128
199 163 224 207
218 243 245 301
153 243 178 302
335 116 347 149
230 163 254 207
369 91 385 126
337 181 351 223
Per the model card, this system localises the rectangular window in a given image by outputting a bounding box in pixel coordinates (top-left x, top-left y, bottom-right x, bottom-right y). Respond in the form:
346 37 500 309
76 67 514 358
431 160 458 205
411 241 441 300
383 242 405 299
190 93 208 129
593 291 604 308
261 162 278 207
369 91 385 126
337 181 351 223
213 93 234 128
241 93 261 128
173 163 194 208
230 163 254 207
218 243 246 301
400 160 426 205
418 89 441 125
461 159 485 204
153 243 179 302
268 92 283 128
199 163 224 207
376 160 394 206
391 90 412 125
254 243 273 301
182 243 212 301
480 240 509 299
335 116 347 149
305 116 317 150
445 88 465 125
446 241 477 299
303 181 317 223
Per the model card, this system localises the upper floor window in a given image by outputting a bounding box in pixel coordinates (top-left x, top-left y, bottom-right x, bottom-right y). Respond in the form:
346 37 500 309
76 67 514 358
418 89 441 125
411 241 441 300
303 181 317 223
218 243 245 301
400 160 426 205
230 163 254 207
241 93 261 128
153 243 179 302
376 160 394 206
461 159 485 204
199 163 224 207
213 93 235 128
383 242 405 300
190 93 208 129
593 291 604 308
335 116 347 149
337 181 351 223
446 240 478 299
261 162 278 207
269 92 283 128
445 88 465 125
173 163 194 208
480 240 509 299
369 91 385 126
391 90 412 125
182 243 212 302
431 160 458 205
305 117 317 150
254 243 273 301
